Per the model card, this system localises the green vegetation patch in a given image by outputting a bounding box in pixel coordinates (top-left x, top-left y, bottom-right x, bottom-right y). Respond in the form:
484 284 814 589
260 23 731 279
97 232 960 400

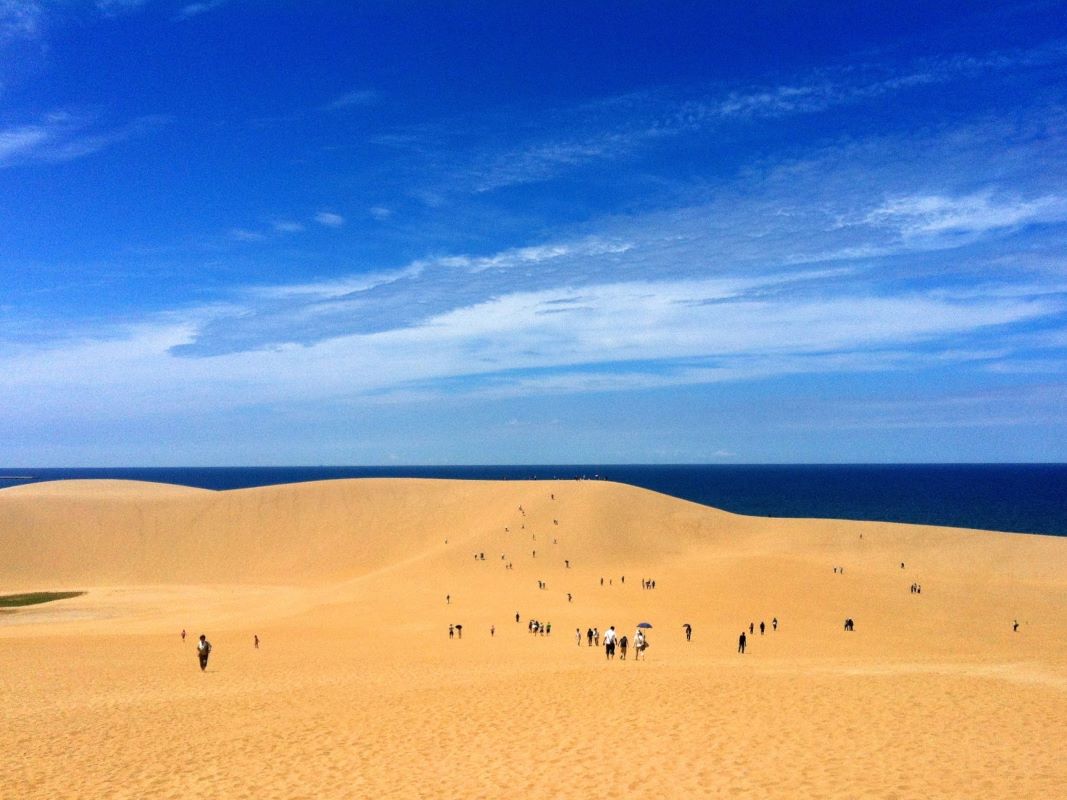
0 591 86 608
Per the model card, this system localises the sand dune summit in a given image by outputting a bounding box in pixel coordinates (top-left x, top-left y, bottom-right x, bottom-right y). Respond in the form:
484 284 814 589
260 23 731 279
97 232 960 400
2 478 1065 799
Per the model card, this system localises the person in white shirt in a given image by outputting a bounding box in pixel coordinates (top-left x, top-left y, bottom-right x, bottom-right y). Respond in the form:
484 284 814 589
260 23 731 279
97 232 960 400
603 626 616 659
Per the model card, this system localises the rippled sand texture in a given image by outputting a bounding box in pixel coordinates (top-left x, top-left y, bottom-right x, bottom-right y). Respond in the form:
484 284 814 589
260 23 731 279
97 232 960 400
2 479 1065 799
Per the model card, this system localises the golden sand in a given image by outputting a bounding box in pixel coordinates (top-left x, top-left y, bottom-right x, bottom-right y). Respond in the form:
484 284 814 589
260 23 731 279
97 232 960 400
2 479 1065 799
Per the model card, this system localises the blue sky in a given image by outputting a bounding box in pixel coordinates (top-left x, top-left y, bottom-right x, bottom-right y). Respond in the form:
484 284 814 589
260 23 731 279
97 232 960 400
2 1 1067 465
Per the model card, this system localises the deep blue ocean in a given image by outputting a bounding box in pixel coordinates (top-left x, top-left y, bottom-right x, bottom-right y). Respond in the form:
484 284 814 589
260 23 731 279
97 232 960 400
1 464 1065 537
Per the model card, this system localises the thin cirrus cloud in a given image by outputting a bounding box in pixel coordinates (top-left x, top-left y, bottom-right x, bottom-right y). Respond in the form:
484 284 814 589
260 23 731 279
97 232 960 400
314 211 345 227
323 88 379 111
1 270 1058 424
0 112 167 168
227 213 342 243
147 106 1067 369
409 39 1067 197
0 0 42 41
272 220 306 233
175 0 229 21
4 38 1066 429
863 192 1067 238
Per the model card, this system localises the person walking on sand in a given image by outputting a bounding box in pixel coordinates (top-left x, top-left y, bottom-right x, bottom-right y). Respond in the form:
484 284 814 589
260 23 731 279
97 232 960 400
604 626 616 659
1013 619 1019 632
181 629 186 643
738 631 746 654
254 634 259 649
576 628 582 646
760 621 765 635
683 623 692 642
772 617 778 631
456 624 463 639
633 628 647 660
197 634 212 671
449 624 454 639
619 635 628 660
490 625 495 637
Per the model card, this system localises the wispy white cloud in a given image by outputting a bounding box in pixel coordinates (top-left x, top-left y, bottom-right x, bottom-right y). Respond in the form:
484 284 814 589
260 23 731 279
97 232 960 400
864 191 1067 238
156 103 1067 362
401 39 1067 196
175 0 228 20
0 122 50 160
0 0 42 42
5 39 1067 432
323 88 378 111
0 112 167 168
229 228 267 242
2 274 1058 424
369 206 391 220
95 0 151 17
314 211 345 227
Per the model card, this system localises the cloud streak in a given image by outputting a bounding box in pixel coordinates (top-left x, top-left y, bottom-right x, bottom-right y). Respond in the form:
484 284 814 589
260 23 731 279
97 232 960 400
396 39 1067 196
323 88 378 111
5 33 1067 448
0 0 41 41
0 112 166 168
175 0 229 21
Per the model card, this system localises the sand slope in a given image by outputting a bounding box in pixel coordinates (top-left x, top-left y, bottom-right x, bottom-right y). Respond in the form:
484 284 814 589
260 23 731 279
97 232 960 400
2 478 1065 799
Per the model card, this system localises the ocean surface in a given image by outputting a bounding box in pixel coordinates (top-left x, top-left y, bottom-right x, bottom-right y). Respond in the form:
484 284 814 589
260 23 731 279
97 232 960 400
1 464 1065 537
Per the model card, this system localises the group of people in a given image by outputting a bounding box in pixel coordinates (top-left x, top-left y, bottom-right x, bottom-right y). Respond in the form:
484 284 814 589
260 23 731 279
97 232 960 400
528 619 551 635
746 619 777 635
640 579 657 589
738 618 778 653
909 583 923 594
448 624 464 639
180 630 263 671
576 625 649 660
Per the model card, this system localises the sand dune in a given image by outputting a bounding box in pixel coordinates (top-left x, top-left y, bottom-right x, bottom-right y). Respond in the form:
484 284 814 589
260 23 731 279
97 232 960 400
2 478 1065 798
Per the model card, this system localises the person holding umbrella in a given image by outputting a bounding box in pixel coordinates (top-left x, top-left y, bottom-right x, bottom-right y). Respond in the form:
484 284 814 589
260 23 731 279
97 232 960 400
634 622 652 660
